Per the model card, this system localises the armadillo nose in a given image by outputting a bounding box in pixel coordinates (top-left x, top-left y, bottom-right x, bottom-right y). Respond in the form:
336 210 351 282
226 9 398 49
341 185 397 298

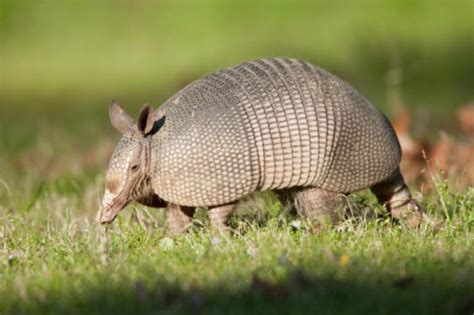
97 193 116 224
96 200 128 224
96 207 116 225
95 208 104 224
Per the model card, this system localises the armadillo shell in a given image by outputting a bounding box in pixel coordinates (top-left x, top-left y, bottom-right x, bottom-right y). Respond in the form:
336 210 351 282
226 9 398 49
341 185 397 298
150 58 401 207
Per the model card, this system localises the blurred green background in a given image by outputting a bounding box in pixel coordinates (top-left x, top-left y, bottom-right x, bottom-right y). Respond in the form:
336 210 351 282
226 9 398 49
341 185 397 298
1 0 473 156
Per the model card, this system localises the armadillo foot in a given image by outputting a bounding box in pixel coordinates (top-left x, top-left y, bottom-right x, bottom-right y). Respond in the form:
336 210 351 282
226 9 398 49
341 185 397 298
167 203 195 234
208 204 235 233
371 168 423 228
278 187 348 225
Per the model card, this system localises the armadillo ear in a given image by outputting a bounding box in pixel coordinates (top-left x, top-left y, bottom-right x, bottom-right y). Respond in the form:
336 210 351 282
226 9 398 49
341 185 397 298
109 100 133 134
137 103 155 136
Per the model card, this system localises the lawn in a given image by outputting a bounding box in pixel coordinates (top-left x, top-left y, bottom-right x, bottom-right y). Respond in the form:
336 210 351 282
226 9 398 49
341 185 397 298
0 184 473 315
0 1 473 314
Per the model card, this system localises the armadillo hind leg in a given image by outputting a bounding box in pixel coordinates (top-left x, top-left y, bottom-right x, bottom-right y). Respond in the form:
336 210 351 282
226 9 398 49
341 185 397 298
167 204 196 234
208 204 235 232
278 187 348 225
370 168 422 228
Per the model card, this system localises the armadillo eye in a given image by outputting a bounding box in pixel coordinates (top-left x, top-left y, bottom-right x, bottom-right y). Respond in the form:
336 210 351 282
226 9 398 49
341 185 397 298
131 164 139 172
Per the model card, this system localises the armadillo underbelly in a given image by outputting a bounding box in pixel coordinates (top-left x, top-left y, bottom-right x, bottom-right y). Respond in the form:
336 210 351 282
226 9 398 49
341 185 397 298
151 58 401 207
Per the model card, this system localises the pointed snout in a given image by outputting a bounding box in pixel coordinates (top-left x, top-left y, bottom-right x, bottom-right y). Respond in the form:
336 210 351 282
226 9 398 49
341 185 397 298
95 207 116 224
95 204 125 224
96 193 129 224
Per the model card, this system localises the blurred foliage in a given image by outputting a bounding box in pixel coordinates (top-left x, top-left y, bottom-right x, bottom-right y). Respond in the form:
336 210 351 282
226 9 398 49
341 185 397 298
0 0 473 153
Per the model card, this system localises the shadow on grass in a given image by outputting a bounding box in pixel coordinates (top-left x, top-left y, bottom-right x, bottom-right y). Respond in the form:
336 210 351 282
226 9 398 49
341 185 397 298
3 267 473 315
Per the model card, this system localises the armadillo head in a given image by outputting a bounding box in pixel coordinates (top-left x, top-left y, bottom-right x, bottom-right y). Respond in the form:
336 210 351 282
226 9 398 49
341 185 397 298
96 100 164 224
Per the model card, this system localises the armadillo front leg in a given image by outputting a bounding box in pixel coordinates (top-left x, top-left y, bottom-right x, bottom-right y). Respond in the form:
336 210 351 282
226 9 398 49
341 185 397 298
370 168 422 228
208 204 235 232
167 203 195 234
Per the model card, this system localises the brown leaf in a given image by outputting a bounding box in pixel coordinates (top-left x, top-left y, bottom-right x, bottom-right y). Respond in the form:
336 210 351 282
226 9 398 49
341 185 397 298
457 102 474 136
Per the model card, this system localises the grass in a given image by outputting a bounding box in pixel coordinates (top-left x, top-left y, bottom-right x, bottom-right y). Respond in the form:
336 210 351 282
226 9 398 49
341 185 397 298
1 1 473 314
0 173 473 314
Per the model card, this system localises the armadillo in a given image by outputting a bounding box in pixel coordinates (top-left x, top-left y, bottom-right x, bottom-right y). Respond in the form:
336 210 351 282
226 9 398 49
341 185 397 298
96 57 422 231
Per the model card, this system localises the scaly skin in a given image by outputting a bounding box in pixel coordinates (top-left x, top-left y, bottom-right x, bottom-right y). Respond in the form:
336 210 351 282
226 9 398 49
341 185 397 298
98 58 423 232
167 204 195 234
151 58 400 207
208 204 235 232
371 168 422 228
